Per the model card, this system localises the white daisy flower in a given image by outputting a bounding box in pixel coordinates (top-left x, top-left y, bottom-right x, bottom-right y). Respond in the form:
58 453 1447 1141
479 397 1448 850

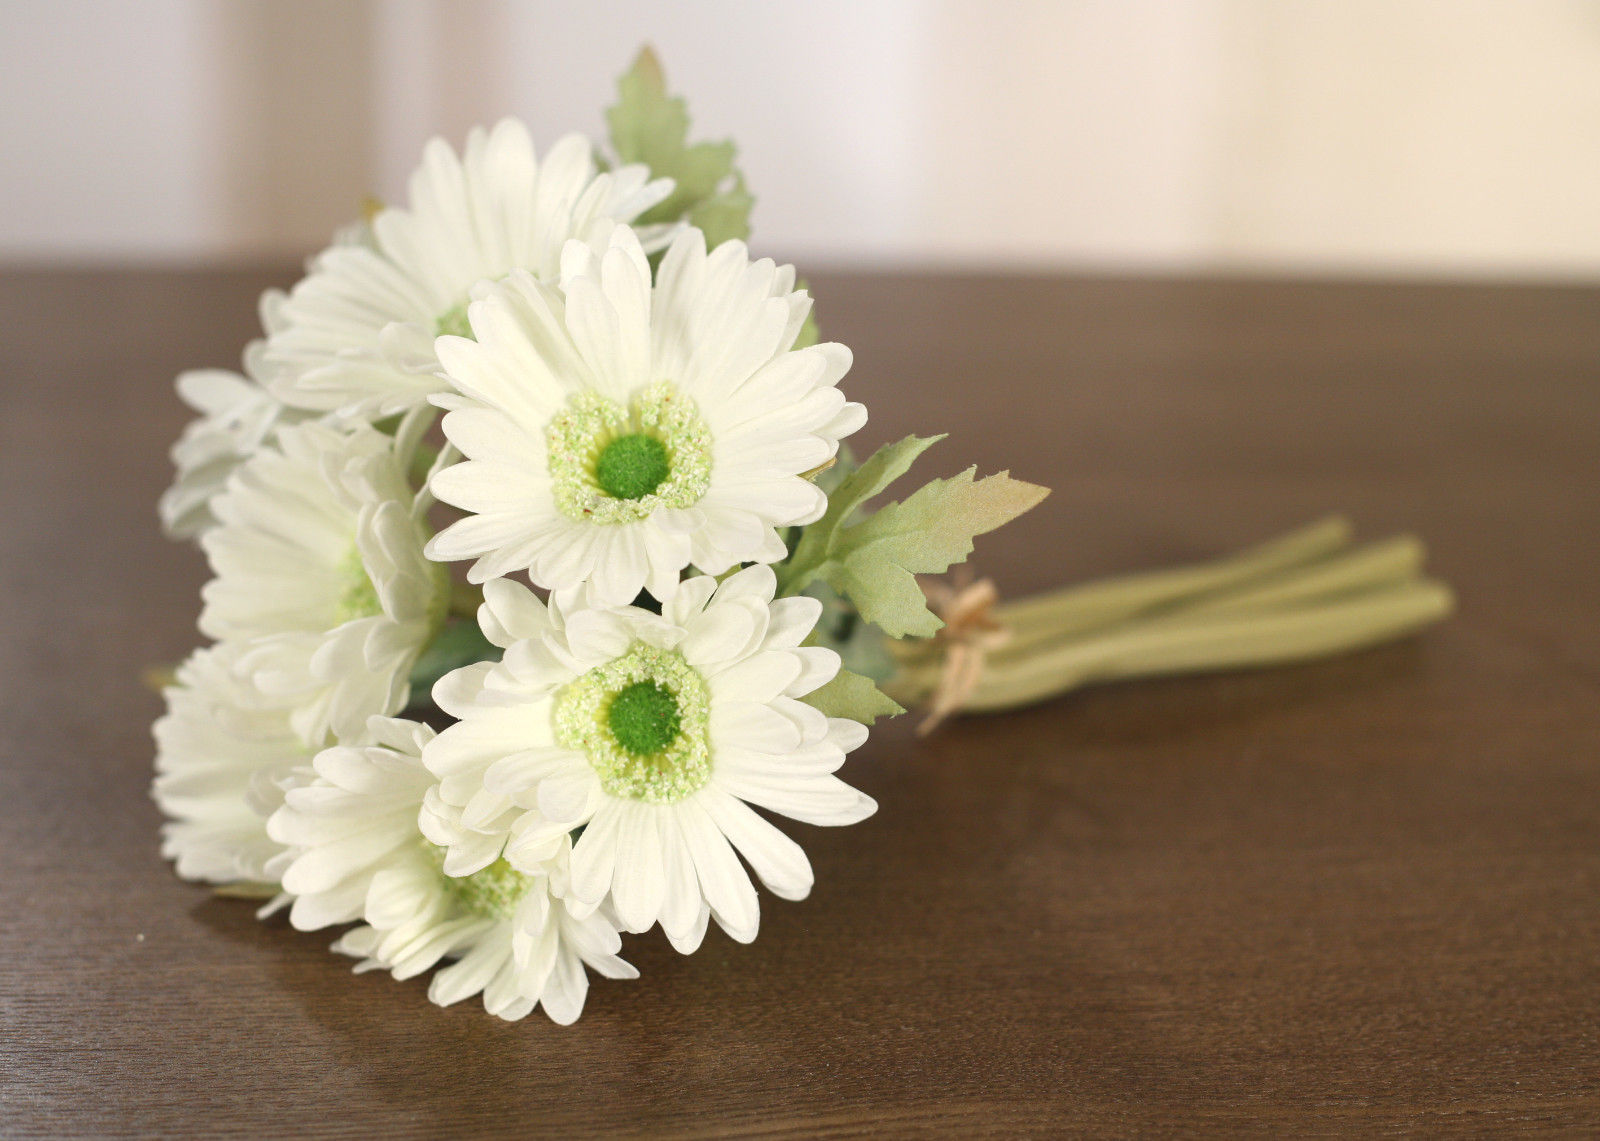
159 290 309 540
267 717 636 1024
152 644 314 885
265 121 673 420
199 416 447 745
422 564 876 954
425 224 865 606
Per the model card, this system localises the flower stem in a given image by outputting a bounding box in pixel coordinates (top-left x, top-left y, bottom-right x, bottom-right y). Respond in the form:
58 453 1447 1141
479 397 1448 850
449 579 483 619
887 520 1455 716
991 515 1353 653
1176 535 1424 618
945 581 1451 711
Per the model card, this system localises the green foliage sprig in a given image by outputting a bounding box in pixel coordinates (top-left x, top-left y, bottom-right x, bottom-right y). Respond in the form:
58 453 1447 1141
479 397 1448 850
778 436 1049 638
607 47 754 248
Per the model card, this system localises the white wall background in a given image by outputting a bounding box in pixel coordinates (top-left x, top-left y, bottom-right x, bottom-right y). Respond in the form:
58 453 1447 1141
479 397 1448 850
5 0 1600 277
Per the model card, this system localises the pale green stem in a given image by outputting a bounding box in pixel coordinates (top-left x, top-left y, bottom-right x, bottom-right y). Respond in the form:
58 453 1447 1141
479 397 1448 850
449 579 483 619
893 579 1453 712
1176 535 1424 619
412 441 459 520
992 515 1353 653
409 444 440 499
887 519 1455 718
395 403 437 466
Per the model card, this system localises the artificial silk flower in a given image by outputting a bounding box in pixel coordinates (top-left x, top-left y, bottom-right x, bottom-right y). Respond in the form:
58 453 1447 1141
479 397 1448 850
159 290 310 540
148 48 1452 1028
425 223 864 605
198 416 447 744
152 644 313 885
265 121 674 421
267 717 636 1023
421 564 876 953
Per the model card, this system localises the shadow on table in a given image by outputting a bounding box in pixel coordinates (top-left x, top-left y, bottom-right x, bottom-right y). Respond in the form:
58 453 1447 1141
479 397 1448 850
179 642 1440 1132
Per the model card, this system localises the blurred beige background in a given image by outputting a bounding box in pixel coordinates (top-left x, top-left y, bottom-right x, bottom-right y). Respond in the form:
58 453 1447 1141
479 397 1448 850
5 0 1600 276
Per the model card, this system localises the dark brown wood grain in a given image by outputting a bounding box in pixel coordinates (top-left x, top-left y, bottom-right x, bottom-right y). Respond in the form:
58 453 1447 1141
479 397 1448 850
1 266 1596 1137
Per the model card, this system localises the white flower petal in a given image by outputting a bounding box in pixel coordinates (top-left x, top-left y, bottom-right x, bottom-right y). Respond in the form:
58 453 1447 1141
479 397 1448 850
677 798 759 942
698 788 814 902
609 803 666 933
709 650 804 704
711 702 804 753
536 769 599 824
569 800 623 904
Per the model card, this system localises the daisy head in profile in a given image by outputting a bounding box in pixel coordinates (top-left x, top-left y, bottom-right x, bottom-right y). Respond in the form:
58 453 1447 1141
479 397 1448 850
159 289 308 541
420 564 876 955
151 643 313 887
198 415 447 745
423 222 865 607
265 121 675 421
267 717 635 1023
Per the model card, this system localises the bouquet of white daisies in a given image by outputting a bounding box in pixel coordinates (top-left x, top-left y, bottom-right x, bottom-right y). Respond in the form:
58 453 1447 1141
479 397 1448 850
152 50 1046 1023
155 50 1452 1024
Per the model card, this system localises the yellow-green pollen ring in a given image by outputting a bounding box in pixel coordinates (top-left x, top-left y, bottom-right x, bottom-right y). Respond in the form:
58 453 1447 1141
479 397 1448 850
435 299 474 340
336 546 383 622
422 842 535 921
335 539 450 636
545 381 712 525
555 643 712 804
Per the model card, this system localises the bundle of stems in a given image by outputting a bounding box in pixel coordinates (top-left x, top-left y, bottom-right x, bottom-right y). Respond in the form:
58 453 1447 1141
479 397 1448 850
886 517 1454 718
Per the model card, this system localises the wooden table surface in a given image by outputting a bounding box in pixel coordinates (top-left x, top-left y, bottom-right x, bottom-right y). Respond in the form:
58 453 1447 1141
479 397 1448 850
1 267 1596 1137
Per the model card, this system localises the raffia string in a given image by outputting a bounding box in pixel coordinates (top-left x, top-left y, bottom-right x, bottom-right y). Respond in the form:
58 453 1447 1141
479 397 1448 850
916 572 1011 735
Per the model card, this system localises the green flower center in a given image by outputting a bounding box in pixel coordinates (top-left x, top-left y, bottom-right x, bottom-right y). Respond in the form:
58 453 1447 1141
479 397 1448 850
435 300 473 340
555 643 712 804
546 382 712 525
336 547 383 622
424 844 533 921
594 434 671 501
607 680 682 754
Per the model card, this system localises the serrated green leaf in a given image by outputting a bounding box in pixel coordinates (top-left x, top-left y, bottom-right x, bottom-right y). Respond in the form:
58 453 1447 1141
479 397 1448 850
606 47 680 164
803 578 897 682
777 434 945 597
687 170 752 247
671 141 734 204
800 667 904 725
827 468 1050 637
776 432 1048 636
606 47 753 244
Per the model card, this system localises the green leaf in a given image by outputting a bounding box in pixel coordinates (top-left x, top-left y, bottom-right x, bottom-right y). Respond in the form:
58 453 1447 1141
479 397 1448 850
687 171 753 249
776 435 1050 638
827 467 1050 637
792 277 820 350
800 667 904 725
803 578 898 682
606 47 679 165
777 435 945 597
607 47 753 245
